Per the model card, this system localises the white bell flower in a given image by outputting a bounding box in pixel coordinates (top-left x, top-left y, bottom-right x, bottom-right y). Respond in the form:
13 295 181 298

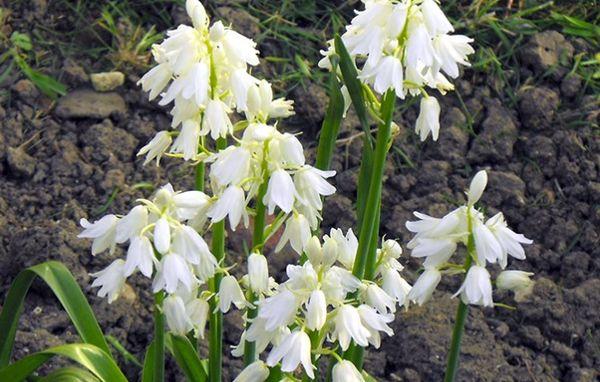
420 0 454 35
234 360 270 382
219 275 248 313
363 283 396 314
123 236 155 278
248 253 269 294
266 330 314 379
115 205 148 244
244 317 291 357
153 253 195 293
276 213 311 255
357 304 394 349
359 55 404 98
258 289 300 331
170 119 200 160
90 259 127 303
485 213 533 269
467 170 488 206
263 169 296 214
137 63 171 101
332 304 371 350
433 34 475 79
408 268 441 305
381 268 412 308
293 166 336 211
185 0 208 29
138 131 172 165
329 228 358 270
306 289 327 331
415 96 441 141
171 225 215 266
153 217 171 254
231 69 259 112
163 294 194 335
79 215 118 255
202 99 233 139
454 265 493 307
207 185 248 230
210 145 251 187
332 360 364 382
187 296 210 338
496 270 534 300
473 218 503 265
269 133 305 167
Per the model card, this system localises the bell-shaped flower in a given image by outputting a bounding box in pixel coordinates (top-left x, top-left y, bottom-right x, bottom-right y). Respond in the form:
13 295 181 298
357 304 394 349
363 283 397 314
91 259 127 303
234 360 270 382
248 253 269 294
433 34 474 79
328 228 358 269
420 0 454 35
231 69 258 112
408 268 441 305
163 294 194 335
276 213 311 255
332 360 364 382
201 99 233 139
454 265 493 307
154 217 171 254
210 145 251 187
467 170 487 206
381 268 412 308
185 0 208 30
332 304 371 350
473 218 503 265
486 213 533 268
207 185 247 230
263 169 296 214
171 119 200 160
124 236 156 277
258 289 300 331
115 205 148 244
153 253 195 293
415 96 441 141
266 330 314 379
269 133 305 167
219 275 248 313
138 131 172 165
359 55 404 98
138 63 171 101
306 289 327 331
293 166 336 211
79 215 118 255
496 270 534 301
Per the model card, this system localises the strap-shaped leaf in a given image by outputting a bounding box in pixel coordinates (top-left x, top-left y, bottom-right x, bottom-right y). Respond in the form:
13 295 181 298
0 343 127 382
0 261 111 366
36 366 100 382
166 334 208 382
142 339 156 382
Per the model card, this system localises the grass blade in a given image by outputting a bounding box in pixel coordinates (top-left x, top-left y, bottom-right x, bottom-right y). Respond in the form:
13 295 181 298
35 366 100 382
141 339 156 382
0 344 126 382
0 261 111 367
166 334 208 382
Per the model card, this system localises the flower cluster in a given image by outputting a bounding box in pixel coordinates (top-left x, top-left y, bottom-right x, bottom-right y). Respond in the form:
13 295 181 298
234 232 412 379
406 170 534 307
137 0 294 164
319 0 474 141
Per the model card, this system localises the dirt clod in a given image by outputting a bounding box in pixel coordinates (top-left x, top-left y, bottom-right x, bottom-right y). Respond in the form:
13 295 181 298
6 147 36 178
55 90 127 119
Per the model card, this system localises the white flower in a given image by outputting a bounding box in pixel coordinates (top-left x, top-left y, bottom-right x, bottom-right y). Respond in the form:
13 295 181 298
91 259 127 303
276 213 311 255
269 133 305 167
415 96 441 141
410 238 457 268
467 170 488 206
153 253 195 293
207 185 247 230
382 239 402 259
138 131 172 165
473 218 503 265
332 360 364 382
124 236 156 277
248 253 269 294
294 166 336 211
329 228 358 270
79 215 118 255
486 213 533 268
332 304 371 350
138 63 171 101
153 217 171 254
187 297 210 338
161 61 210 106
306 289 327 331
454 265 493 307
202 99 233 139
163 294 193 335
210 145 251 187
171 119 200 160
304 236 323 267
231 69 258 111
263 169 296 214
234 360 270 382
115 205 148 244
363 283 396 314
258 289 299 331
244 318 290 357
420 0 454 36
433 34 474 79
219 275 247 313
218 23 260 66
405 19 436 69
266 330 314 379
185 0 208 30
357 304 394 349
381 268 412 308
496 270 534 301
359 55 404 97
408 268 441 305
171 226 217 280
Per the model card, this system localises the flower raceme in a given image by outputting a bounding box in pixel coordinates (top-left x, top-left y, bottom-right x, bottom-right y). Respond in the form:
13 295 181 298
319 0 474 141
406 170 534 307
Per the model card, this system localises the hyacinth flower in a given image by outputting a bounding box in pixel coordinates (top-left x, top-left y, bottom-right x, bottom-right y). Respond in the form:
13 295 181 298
406 170 533 381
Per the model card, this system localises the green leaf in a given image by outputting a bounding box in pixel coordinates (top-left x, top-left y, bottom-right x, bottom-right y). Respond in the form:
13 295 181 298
141 339 157 382
0 344 127 382
265 364 282 382
36 366 101 382
315 57 344 171
166 334 208 382
10 32 32 51
13 55 67 99
334 34 371 143
0 261 112 367
362 370 378 382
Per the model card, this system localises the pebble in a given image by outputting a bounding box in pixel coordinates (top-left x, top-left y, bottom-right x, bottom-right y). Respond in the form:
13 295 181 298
90 71 125 92
55 89 127 119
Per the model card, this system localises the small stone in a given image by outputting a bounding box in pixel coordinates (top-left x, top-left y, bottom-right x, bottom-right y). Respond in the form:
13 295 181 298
55 90 127 119
11 79 39 103
63 59 89 85
90 71 125 92
521 31 574 74
519 86 560 131
6 147 35 178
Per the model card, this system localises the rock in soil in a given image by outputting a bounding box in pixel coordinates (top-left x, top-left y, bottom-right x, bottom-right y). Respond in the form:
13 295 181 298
519 86 560 131
6 146 35 178
90 72 125 92
55 89 127 119
520 31 574 73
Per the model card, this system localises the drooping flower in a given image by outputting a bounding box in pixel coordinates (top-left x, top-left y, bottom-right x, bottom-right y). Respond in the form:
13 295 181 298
266 330 314 378
454 265 493 307
90 259 127 303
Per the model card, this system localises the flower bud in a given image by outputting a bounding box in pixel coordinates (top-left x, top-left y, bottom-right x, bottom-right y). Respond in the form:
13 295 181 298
322 236 339 269
497 270 534 301
332 360 364 382
163 295 192 336
383 239 402 259
304 236 323 266
218 275 247 313
233 360 269 382
248 253 269 294
407 268 441 306
306 290 327 330
468 170 488 206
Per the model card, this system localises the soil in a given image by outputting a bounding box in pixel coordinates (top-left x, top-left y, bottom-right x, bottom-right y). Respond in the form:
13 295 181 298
0 1 598 382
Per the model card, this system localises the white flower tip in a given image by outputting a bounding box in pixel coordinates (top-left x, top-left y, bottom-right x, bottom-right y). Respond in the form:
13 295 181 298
467 170 487 205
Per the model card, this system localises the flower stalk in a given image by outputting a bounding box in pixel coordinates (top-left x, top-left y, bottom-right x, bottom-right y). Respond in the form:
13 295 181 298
153 291 165 382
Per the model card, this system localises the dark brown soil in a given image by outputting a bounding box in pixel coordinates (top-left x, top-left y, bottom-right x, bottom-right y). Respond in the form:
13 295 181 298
0 1 598 381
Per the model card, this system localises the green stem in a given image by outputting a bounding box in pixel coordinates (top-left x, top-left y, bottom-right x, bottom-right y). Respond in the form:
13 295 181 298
153 292 165 382
444 211 476 382
243 143 269 366
315 63 344 171
208 138 227 382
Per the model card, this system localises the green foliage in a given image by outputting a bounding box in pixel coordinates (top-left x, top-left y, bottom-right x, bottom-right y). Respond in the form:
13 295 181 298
166 334 208 382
